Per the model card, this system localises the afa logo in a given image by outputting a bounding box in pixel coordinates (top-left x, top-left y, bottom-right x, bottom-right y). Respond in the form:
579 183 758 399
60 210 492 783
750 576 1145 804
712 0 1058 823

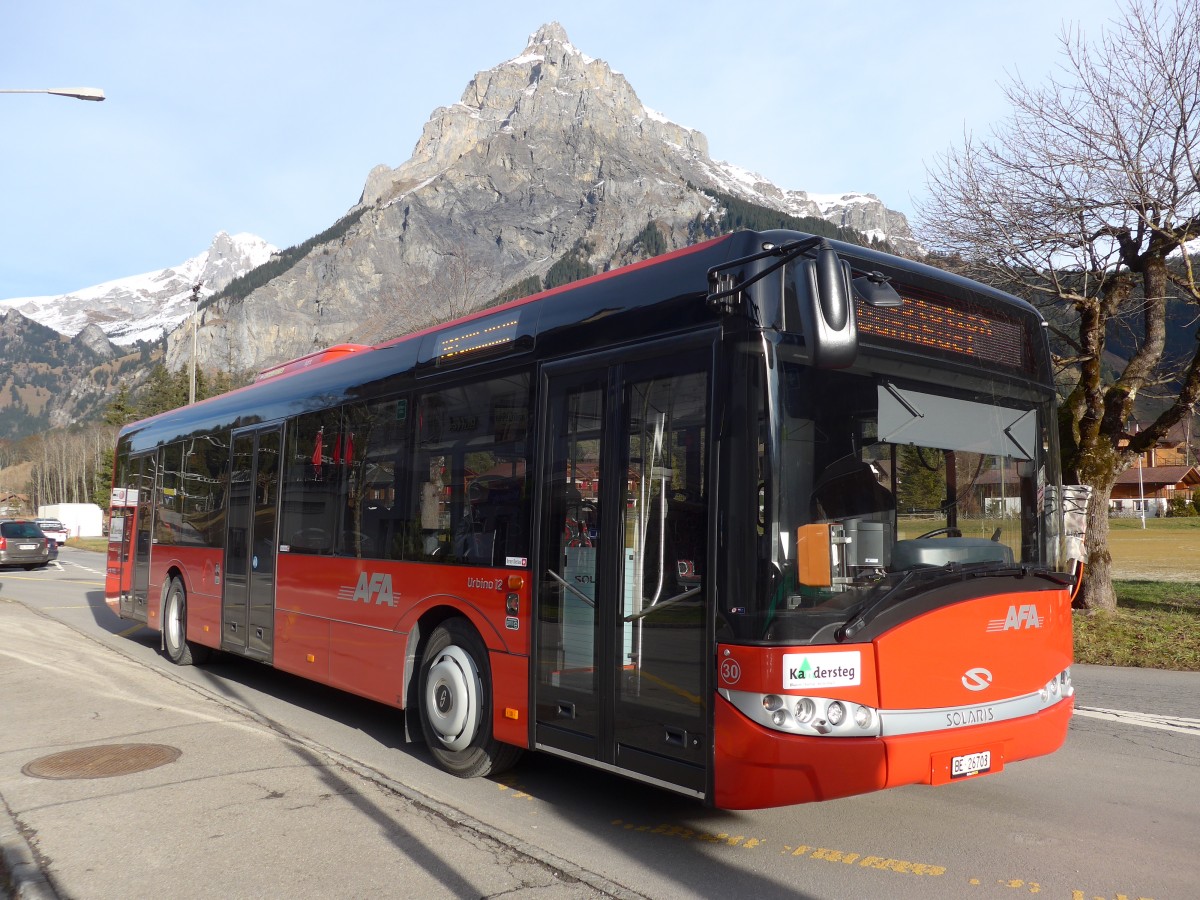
337 572 396 607
986 604 1044 632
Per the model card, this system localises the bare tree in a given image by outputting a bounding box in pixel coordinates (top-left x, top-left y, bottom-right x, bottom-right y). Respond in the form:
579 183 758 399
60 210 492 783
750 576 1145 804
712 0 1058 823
918 0 1200 610
25 425 118 510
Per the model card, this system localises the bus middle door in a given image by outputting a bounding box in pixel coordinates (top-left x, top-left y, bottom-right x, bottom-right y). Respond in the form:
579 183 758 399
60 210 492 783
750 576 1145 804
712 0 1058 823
222 426 281 662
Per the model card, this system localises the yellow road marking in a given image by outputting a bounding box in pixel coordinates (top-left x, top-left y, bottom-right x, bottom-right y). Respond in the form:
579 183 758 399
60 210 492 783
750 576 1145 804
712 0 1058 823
0 575 103 585
118 623 150 637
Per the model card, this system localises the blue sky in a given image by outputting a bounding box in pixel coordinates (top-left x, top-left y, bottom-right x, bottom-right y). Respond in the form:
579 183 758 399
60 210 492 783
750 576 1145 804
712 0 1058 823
1 0 1126 300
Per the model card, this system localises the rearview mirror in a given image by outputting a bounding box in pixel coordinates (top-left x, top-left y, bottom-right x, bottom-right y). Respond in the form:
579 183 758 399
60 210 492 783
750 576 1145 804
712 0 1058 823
785 244 857 368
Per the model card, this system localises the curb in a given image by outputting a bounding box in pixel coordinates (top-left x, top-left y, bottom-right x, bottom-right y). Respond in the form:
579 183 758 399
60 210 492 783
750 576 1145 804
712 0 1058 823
0 795 58 900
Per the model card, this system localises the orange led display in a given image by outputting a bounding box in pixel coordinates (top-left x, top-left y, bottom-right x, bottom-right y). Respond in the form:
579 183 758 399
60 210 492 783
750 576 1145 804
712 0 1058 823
857 293 1026 369
435 316 520 362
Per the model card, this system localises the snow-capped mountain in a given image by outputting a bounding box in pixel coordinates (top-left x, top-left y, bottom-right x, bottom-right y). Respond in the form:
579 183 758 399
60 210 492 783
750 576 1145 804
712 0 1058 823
174 23 920 374
2 22 922 438
0 232 277 345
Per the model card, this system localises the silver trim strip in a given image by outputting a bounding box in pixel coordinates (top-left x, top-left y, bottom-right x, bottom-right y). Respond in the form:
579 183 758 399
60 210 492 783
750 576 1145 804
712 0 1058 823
532 743 706 799
879 688 1073 737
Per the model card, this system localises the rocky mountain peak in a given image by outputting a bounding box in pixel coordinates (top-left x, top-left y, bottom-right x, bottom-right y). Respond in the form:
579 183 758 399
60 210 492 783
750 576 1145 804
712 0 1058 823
362 23 706 208
72 323 117 360
527 21 570 47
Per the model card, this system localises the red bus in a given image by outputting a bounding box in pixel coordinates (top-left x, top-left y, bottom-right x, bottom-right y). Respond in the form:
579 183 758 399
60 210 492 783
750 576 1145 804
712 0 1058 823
106 230 1074 809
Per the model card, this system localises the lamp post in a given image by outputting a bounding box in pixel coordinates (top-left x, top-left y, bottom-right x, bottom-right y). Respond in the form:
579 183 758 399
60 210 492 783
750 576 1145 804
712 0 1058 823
188 281 202 404
0 87 105 102
1128 417 1146 529
1138 447 1146 528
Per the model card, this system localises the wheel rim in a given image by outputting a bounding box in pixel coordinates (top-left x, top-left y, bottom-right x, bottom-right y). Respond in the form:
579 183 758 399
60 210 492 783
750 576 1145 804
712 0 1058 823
424 644 480 752
166 592 182 652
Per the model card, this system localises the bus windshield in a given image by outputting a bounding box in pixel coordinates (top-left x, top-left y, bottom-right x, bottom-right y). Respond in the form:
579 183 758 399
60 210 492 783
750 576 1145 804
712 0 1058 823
733 362 1059 645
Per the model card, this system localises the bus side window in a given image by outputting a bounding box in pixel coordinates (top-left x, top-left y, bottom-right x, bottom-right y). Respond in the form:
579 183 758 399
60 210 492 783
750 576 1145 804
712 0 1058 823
407 373 531 565
340 397 410 561
282 409 343 554
415 452 450 558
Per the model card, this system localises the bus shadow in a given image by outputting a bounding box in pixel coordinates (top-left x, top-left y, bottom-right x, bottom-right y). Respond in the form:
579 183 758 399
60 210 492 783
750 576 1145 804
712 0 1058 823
85 589 128 631
188 650 416 755
86 585 813 897
113 643 814 897
184 649 818 898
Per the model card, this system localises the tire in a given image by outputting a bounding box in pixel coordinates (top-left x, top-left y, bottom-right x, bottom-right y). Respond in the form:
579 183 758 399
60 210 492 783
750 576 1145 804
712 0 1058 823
418 618 522 778
163 577 210 666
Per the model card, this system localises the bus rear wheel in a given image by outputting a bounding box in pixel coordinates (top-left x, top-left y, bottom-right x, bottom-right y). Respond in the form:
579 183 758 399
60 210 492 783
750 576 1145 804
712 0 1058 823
418 618 521 778
163 577 210 666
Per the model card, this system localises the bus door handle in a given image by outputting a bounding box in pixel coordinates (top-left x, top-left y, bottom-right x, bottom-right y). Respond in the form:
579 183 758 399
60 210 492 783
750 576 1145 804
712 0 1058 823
556 702 576 719
665 726 697 749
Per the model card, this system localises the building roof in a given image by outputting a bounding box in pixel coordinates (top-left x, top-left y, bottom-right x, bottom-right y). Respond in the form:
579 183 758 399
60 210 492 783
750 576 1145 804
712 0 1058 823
1113 465 1200 489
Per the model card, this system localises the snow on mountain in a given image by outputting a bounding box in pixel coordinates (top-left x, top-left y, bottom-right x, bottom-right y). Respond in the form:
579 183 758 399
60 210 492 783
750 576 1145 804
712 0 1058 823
0 232 277 346
494 25 917 254
487 26 916 251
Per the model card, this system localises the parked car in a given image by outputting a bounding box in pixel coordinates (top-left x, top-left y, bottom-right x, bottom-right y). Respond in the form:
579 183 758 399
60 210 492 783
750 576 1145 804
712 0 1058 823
0 518 51 569
35 518 70 545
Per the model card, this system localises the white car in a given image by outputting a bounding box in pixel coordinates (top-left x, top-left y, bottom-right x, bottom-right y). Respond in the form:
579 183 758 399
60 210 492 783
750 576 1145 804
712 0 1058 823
35 519 70 545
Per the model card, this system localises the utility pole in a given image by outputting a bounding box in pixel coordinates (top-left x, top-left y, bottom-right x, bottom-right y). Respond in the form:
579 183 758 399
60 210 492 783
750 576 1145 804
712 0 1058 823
188 281 202 404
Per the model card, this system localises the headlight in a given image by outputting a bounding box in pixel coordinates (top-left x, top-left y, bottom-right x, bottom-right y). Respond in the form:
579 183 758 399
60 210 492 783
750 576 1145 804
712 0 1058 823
826 701 846 727
853 705 873 729
794 697 816 723
720 690 881 737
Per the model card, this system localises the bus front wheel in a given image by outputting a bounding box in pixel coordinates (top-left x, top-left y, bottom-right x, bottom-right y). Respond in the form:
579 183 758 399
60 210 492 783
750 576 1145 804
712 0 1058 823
418 618 521 778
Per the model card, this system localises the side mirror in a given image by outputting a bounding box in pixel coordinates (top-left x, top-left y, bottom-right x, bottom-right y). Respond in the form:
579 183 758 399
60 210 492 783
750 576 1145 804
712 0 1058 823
853 270 904 308
786 244 857 368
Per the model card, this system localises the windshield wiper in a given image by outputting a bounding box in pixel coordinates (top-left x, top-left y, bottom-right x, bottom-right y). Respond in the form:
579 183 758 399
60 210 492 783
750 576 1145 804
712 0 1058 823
837 569 923 642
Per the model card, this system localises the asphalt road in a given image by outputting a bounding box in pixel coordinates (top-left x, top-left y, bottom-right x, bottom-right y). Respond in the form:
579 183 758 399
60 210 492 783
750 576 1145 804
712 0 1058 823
3 546 1197 899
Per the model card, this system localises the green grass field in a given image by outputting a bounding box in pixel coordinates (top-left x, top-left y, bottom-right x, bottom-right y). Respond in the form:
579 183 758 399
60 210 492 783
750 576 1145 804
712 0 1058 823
1076 519 1200 670
1075 580 1200 671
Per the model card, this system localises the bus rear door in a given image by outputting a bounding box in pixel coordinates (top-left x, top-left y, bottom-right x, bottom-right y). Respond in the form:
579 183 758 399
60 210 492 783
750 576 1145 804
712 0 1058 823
114 452 157 622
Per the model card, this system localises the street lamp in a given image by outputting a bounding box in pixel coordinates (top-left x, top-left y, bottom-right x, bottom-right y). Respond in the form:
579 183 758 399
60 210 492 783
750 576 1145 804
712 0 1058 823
0 87 105 102
189 282 202 404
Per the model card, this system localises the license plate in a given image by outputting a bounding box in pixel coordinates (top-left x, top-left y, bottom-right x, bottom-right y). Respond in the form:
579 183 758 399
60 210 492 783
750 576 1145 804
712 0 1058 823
951 750 991 778
19 543 36 550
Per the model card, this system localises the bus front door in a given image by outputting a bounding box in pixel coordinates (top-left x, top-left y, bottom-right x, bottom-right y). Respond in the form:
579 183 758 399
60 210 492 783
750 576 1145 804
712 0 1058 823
535 349 711 797
222 426 281 662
